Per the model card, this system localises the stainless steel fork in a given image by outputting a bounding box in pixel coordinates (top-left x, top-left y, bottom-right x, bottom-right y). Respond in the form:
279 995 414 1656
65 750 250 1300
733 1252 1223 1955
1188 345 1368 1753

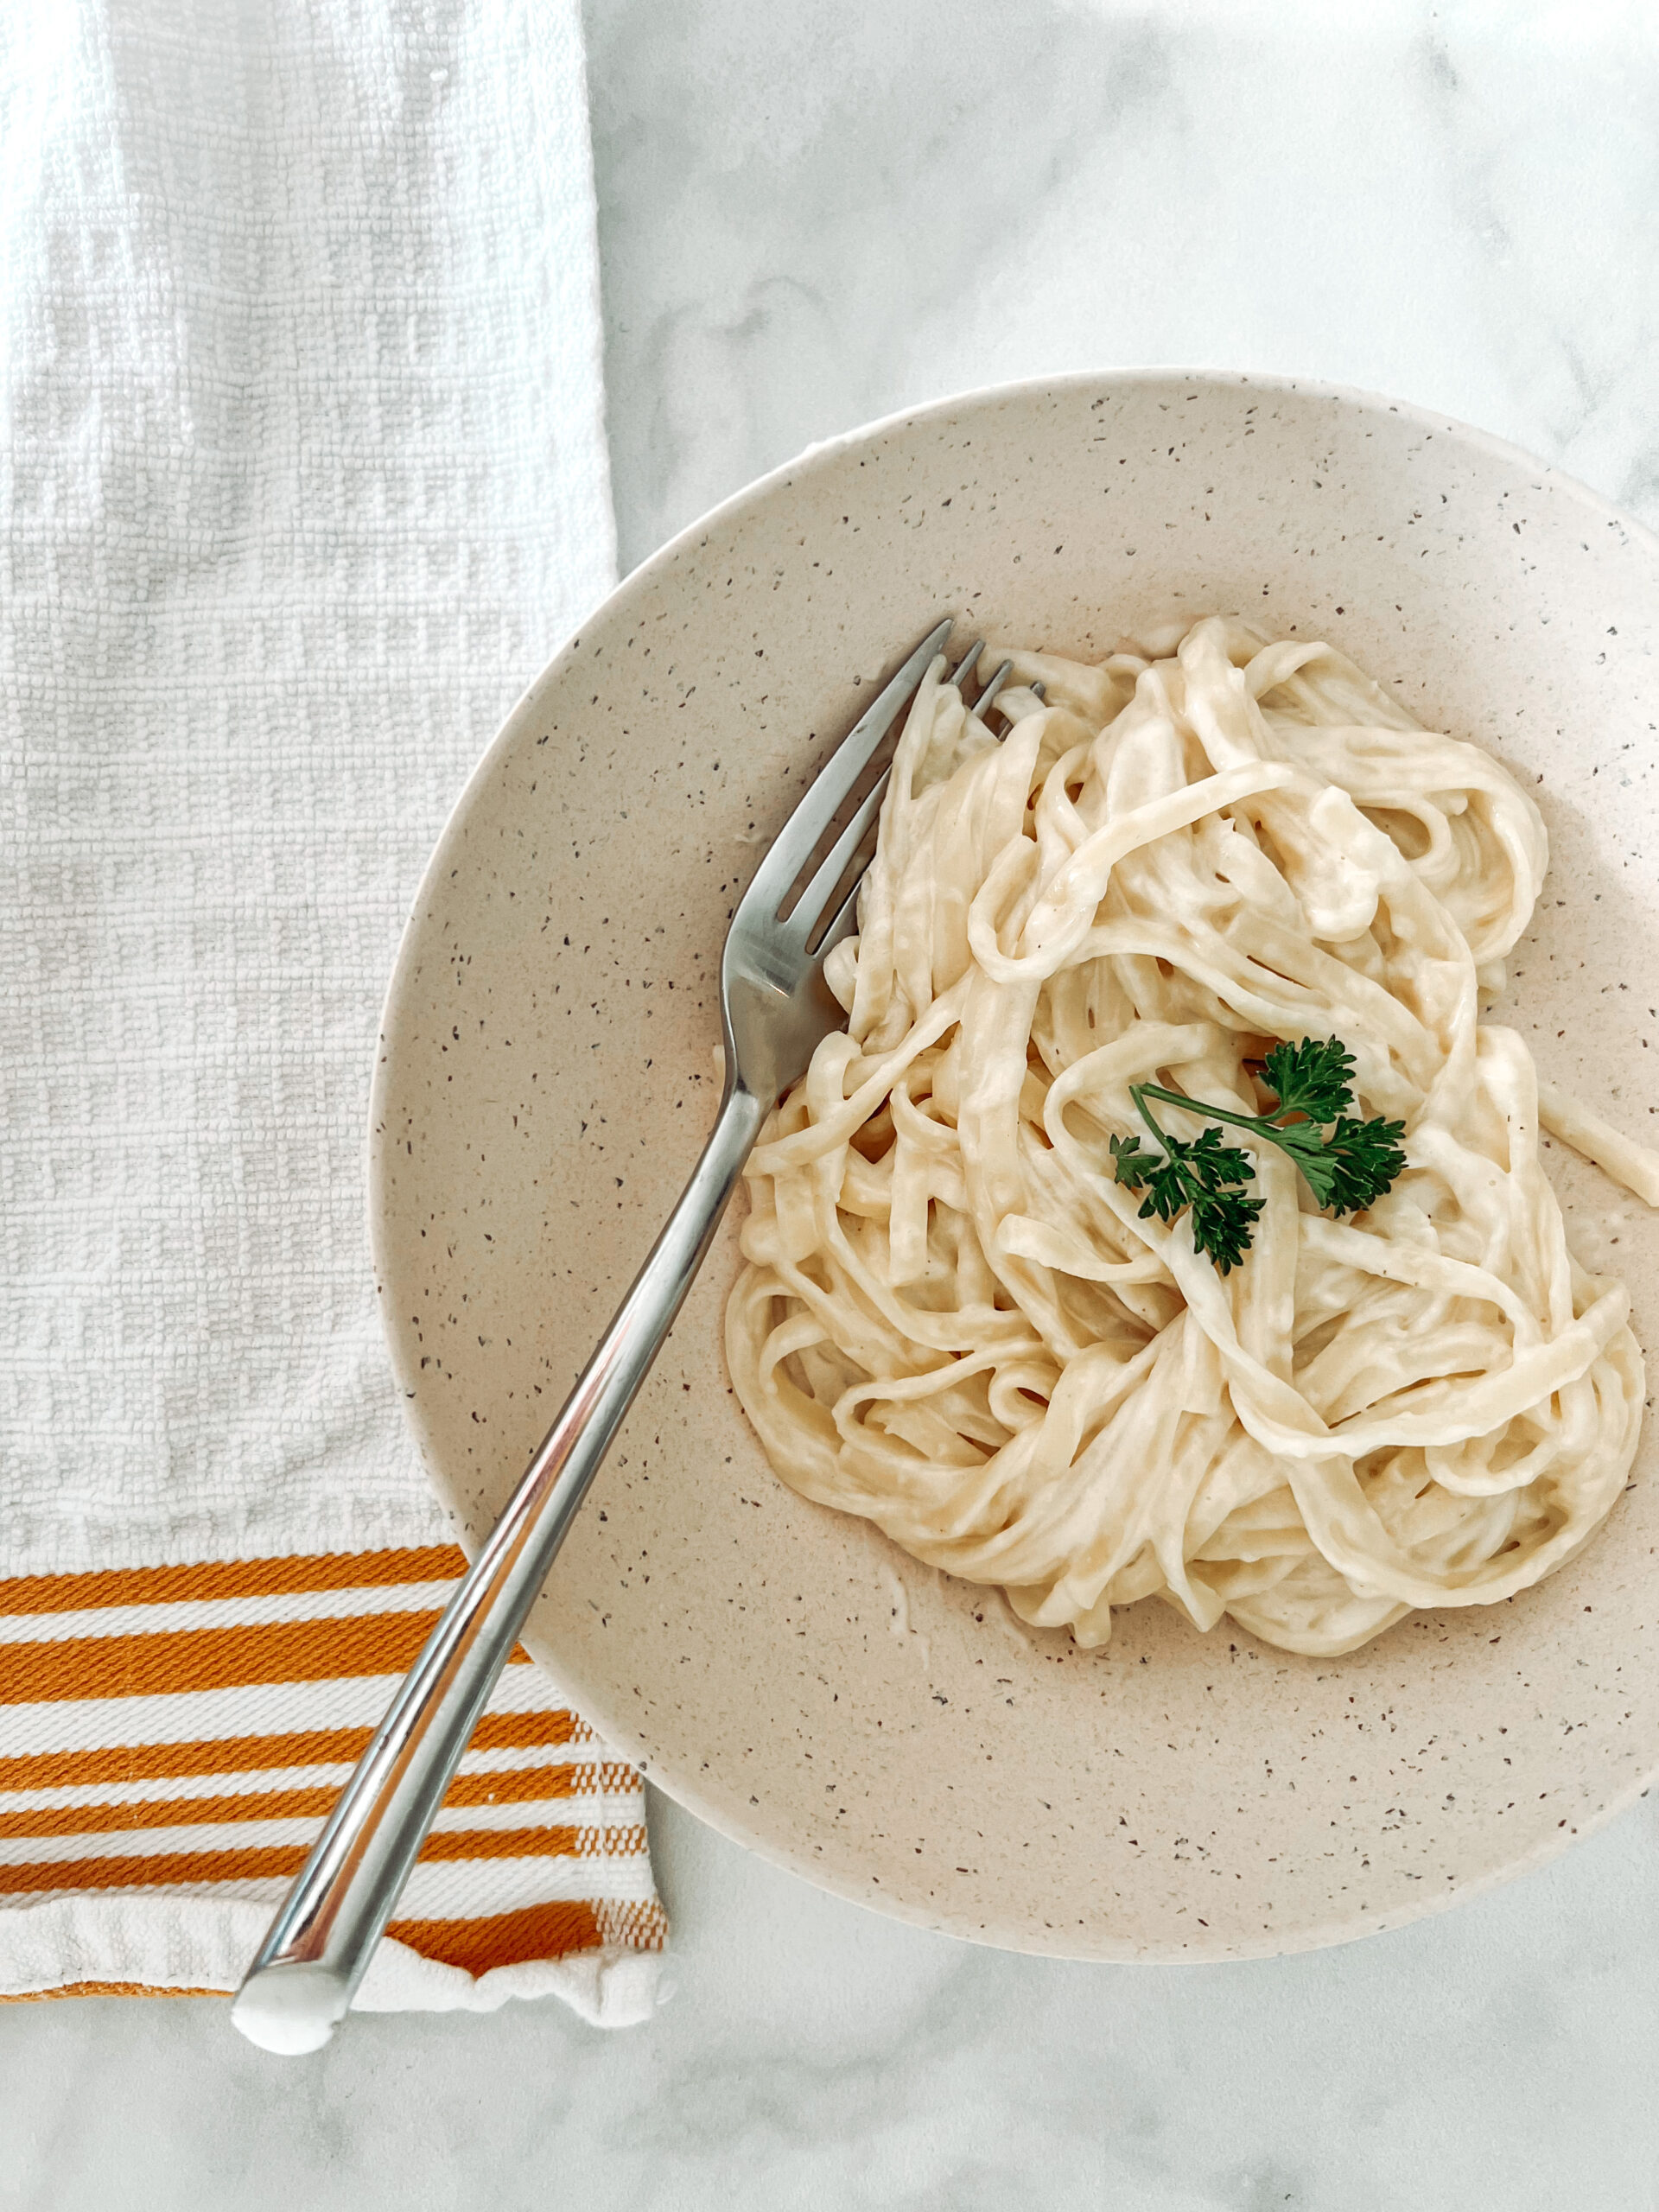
231 615 1013 2054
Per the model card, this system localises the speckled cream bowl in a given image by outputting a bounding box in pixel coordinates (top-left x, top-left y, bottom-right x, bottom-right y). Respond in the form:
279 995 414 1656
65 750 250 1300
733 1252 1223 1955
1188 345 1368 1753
371 372 1659 1961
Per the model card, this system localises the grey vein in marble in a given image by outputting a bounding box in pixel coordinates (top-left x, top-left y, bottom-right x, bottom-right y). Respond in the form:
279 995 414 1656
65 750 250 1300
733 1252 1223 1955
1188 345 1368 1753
588 0 1659 572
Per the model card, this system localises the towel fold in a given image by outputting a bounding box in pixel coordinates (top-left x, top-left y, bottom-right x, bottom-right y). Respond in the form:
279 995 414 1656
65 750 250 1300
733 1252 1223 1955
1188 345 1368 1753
0 0 664 2017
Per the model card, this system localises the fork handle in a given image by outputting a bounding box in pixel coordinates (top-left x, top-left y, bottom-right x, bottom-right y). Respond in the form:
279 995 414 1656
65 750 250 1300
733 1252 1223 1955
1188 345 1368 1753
231 1077 769 2054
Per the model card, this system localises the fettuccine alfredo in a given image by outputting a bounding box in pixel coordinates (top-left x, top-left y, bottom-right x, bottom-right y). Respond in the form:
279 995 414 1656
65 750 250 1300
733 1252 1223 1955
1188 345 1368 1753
724 617 1656 1656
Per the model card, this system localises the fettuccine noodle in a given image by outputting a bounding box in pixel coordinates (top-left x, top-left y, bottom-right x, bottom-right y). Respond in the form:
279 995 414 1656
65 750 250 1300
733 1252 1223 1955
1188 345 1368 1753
724 617 1654 1656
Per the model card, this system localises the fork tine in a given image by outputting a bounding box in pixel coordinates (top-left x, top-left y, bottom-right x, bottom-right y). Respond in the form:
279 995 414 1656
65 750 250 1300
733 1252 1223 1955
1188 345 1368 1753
974 658 1014 721
814 857 868 960
786 763 890 945
800 641 1024 951
742 617 952 916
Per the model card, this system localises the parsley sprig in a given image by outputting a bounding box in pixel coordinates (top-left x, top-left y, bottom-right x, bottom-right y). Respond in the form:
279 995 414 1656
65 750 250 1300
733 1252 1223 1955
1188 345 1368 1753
1108 1039 1408 1274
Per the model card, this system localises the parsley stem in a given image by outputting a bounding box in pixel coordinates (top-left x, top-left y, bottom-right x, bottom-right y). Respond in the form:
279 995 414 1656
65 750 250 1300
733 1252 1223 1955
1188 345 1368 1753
1141 1075 1292 1132
1133 1087 1178 1151
1131 1080 1308 1161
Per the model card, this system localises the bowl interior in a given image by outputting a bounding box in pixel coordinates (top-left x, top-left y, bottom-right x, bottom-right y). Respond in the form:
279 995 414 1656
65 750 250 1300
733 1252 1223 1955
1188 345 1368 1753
372 372 1659 1959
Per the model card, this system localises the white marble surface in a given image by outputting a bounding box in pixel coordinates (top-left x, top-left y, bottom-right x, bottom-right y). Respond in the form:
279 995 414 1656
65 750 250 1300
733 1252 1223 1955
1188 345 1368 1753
8 3 1659 2205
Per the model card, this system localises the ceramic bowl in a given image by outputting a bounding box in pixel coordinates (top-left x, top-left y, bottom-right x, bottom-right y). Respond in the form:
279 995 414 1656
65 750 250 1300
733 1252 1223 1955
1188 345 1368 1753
370 372 1659 1959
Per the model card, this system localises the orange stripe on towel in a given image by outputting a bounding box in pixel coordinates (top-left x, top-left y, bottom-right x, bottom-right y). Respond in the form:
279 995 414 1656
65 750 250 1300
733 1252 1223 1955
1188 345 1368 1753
0 1823 647 1897
0 1844 314 1895
0 1982 227 2003
0 1762 639 1839
386 1901 604 1975
418 1824 649 1865
0 1613 533 1704
0 1547 468 1616
0 1707 587 1794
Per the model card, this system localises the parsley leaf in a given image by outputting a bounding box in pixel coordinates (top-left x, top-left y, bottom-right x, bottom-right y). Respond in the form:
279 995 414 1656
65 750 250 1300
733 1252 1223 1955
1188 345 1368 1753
1110 1125 1262 1274
1189 1188 1268 1272
1263 1116 1343 1205
1258 1037 1357 1125
1320 1114 1408 1214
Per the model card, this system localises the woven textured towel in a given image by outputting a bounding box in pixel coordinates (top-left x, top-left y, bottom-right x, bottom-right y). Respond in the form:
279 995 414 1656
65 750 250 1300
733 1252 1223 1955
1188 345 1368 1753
0 0 665 2019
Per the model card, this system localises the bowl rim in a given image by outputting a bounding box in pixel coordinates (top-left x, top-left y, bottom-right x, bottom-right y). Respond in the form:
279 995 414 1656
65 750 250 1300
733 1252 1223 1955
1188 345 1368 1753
368 365 1659 1961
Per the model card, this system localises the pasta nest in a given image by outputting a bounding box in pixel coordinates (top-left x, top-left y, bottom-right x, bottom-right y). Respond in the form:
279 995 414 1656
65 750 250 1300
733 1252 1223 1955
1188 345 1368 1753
724 617 1645 1656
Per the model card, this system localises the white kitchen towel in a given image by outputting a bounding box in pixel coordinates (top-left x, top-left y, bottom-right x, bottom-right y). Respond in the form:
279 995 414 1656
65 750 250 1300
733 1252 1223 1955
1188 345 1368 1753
0 0 665 2018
